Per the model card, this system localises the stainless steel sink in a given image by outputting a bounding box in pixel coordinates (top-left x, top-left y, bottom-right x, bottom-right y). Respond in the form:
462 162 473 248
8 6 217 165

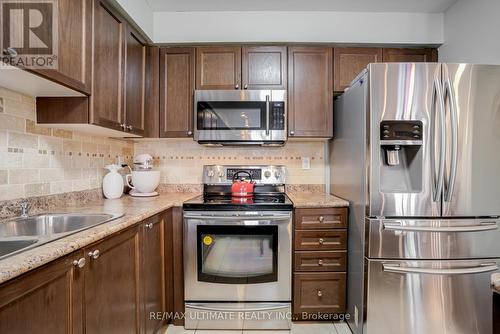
0 213 116 237
0 213 123 260
0 239 38 258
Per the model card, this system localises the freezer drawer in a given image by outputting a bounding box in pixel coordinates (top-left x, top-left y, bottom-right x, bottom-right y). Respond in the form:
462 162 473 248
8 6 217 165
367 218 500 259
366 259 499 334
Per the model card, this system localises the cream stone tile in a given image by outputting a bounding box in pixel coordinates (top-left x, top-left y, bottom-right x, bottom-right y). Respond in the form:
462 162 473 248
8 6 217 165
39 136 63 152
0 184 24 201
8 132 38 149
50 180 73 194
52 128 73 139
50 155 73 169
0 130 7 146
82 142 98 153
72 155 90 168
0 87 23 102
25 119 52 136
82 168 98 179
25 183 50 197
40 168 65 182
64 168 82 180
72 179 90 192
23 153 50 168
4 98 36 120
0 114 25 132
0 152 22 168
63 140 82 153
0 170 7 184
9 169 39 184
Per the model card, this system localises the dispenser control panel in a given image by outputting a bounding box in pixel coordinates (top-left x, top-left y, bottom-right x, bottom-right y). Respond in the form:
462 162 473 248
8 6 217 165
380 121 423 140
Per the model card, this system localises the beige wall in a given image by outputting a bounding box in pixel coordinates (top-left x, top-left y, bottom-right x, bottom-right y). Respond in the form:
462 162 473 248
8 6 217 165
134 139 327 185
0 87 134 201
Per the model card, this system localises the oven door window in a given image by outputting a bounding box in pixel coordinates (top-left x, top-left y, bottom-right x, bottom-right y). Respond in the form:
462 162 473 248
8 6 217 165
197 225 278 284
197 101 266 130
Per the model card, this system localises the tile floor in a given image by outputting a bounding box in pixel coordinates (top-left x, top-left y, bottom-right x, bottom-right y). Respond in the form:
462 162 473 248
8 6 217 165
162 322 352 334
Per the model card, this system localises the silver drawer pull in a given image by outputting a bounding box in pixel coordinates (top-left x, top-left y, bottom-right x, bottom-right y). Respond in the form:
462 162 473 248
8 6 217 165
383 221 498 233
73 258 86 268
318 259 324 266
383 263 498 275
88 250 100 260
318 216 325 222
318 238 324 245
317 290 323 297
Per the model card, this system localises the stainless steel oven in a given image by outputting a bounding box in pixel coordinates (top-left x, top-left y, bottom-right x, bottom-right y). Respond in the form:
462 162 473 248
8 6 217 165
183 210 292 330
194 90 287 146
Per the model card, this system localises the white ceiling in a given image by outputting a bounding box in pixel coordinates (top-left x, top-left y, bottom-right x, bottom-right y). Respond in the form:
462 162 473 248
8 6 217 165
145 0 458 13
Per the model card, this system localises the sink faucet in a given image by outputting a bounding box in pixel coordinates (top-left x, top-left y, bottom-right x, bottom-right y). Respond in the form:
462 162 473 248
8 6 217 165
20 201 29 218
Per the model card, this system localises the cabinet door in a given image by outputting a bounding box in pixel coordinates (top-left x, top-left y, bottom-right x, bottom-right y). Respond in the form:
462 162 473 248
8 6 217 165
91 0 126 131
124 24 147 136
160 48 195 138
0 251 84 334
196 47 241 90
30 0 92 94
288 47 333 138
84 226 141 334
242 46 287 90
334 47 382 92
382 48 438 62
141 215 165 333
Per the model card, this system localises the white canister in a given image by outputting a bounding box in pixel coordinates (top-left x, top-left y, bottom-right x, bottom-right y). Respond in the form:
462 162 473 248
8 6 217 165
103 164 124 199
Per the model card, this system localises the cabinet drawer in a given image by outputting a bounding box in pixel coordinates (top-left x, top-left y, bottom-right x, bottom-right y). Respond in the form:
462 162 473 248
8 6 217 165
294 230 347 251
293 272 346 317
295 208 347 230
294 251 347 272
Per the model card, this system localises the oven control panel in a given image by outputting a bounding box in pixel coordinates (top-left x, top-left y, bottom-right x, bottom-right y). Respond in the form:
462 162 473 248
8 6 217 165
203 165 286 185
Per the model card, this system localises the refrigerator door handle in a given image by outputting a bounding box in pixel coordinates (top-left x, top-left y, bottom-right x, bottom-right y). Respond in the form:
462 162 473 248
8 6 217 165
432 76 446 202
383 221 498 232
444 75 458 202
383 263 498 275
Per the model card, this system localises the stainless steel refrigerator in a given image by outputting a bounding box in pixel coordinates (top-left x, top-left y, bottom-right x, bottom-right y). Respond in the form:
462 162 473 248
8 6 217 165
330 63 500 334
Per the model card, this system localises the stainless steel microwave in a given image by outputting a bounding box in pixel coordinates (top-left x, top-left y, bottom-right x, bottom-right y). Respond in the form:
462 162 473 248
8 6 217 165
193 90 287 146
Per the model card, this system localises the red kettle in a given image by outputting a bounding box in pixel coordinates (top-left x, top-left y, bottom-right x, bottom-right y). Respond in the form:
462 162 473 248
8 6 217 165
231 171 255 198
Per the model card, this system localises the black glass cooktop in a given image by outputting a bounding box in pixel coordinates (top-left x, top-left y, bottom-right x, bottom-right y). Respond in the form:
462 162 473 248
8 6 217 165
183 193 294 211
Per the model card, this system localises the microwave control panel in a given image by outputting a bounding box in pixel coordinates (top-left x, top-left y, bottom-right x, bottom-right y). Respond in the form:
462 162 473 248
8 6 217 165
271 102 285 130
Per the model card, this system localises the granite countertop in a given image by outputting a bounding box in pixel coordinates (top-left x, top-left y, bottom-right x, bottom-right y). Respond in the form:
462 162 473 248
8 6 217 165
287 191 349 208
0 192 199 285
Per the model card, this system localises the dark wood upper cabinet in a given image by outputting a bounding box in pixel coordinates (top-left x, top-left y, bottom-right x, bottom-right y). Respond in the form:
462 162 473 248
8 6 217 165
382 48 438 62
196 47 241 90
160 47 195 138
29 0 92 94
242 46 287 90
90 0 126 131
288 47 333 138
0 251 84 334
141 215 166 333
84 226 141 334
334 47 383 93
124 24 147 136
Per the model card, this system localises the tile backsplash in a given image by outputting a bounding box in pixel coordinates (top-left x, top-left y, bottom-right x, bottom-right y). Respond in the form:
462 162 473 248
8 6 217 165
134 139 328 185
0 87 133 201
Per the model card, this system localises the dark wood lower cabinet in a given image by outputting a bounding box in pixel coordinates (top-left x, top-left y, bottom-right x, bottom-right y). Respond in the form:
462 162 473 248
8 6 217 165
0 208 177 333
0 251 85 334
293 272 346 320
84 226 141 334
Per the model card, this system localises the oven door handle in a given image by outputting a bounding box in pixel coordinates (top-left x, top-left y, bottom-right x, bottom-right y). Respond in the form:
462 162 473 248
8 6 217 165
186 303 290 312
184 214 291 221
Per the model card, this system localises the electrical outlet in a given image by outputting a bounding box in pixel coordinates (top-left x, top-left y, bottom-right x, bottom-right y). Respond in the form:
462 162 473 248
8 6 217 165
302 157 310 169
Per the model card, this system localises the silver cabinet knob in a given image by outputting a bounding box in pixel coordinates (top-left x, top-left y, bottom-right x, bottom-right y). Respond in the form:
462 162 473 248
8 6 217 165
317 290 323 297
126 125 133 131
318 238 324 245
88 249 100 260
290 131 295 136
318 259 324 266
73 258 86 268
145 223 153 229
244 84 248 89
318 216 325 223
187 131 193 136
120 124 126 129
235 84 239 89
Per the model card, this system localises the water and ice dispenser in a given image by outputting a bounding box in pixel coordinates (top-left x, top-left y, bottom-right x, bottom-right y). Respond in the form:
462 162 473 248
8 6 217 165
379 121 423 193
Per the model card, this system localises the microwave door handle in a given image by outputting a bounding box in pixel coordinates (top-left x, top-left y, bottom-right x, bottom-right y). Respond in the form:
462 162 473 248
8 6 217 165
266 95 270 136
